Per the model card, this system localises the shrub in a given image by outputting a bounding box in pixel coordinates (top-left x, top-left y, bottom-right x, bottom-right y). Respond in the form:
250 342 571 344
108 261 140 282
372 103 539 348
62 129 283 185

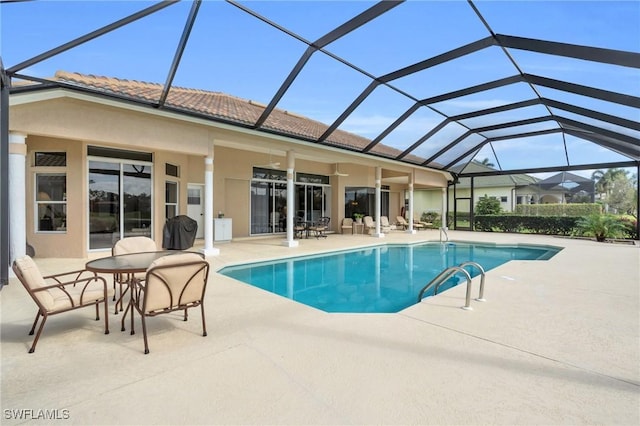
421 211 440 225
476 195 502 215
575 214 626 242
474 215 580 235
514 203 601 216
619 215 639 239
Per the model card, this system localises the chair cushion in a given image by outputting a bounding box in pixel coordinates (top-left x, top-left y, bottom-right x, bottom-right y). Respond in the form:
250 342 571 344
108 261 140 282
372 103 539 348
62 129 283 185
144 253 207 314
14 256 54 310
113 237 157 255
13 256 112 312
50 281 112 311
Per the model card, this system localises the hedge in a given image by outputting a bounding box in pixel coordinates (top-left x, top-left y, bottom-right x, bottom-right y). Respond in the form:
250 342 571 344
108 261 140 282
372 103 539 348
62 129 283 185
474 215 581 235
473 214 638 239
514 203 601 216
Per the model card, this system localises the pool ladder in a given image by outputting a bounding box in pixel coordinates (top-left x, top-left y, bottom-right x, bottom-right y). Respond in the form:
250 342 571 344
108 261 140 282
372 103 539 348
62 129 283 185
417 261 486 310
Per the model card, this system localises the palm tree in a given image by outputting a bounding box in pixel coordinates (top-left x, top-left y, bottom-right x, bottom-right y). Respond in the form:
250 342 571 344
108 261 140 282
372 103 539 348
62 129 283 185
478 158 495 168
592 168 629 213
576 214 625 242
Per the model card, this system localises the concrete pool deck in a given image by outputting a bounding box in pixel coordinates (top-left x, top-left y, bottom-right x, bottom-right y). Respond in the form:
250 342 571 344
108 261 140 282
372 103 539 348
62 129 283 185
1 230 639 425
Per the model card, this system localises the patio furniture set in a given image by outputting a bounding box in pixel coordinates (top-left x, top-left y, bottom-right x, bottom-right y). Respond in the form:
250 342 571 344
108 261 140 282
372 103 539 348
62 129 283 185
341 216 431 234
294 217 331 239
11 236 210 354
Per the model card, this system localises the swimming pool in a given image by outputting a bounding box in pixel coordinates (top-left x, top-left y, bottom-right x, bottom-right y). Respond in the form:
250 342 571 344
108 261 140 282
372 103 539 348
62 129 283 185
219 242 561 313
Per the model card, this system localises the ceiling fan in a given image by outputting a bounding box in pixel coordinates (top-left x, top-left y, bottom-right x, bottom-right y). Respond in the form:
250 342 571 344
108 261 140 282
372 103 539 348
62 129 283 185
256 152 280 169
333 163 349 176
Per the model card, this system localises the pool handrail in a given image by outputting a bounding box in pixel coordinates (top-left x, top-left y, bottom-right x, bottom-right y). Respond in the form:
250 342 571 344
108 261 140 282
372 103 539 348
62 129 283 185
417 261 487 310
458 261 487 302
417 265 474 310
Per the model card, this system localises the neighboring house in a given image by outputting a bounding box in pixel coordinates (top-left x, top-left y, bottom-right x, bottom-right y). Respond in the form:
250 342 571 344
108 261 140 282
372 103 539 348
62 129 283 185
414 162 539 216
524 172 596 204
8 71 450 259
414 164 597 224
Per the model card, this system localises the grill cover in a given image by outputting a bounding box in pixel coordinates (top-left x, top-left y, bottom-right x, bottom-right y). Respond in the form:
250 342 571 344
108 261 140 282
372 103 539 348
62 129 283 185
162 215 198 250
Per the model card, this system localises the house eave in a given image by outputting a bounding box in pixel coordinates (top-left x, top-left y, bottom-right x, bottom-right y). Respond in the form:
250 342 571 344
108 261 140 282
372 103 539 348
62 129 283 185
9 85 452 181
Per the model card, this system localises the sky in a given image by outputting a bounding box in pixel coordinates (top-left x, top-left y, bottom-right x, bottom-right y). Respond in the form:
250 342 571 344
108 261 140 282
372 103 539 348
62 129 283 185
1 0 638 178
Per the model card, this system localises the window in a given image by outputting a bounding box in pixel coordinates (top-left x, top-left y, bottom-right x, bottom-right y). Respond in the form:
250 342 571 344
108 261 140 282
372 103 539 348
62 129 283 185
166 181 178 219
253 167 286 181
500 196 508 203
187 187 201 205
36 174 67 232
345 187 389 218
35 152 66 167
88 159 152 250
166 163 180 177
296 172 330 185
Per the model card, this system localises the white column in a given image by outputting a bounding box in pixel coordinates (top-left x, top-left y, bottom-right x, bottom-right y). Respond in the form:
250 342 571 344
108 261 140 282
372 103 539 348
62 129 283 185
9 132 27 264
406 172 416 234
201 143 219 257
372 166 384 238
282 150 298 247
441 187 448 230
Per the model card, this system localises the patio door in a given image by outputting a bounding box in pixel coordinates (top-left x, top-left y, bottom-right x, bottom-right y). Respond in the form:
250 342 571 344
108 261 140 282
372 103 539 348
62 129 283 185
250 180 287 235
295 173 331 224
187 184 204 239
88 159 152 250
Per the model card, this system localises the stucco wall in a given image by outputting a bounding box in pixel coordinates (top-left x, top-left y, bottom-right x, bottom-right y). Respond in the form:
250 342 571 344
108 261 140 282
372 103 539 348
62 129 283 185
11 96 211 156
25 136 86 258
11 93 450 257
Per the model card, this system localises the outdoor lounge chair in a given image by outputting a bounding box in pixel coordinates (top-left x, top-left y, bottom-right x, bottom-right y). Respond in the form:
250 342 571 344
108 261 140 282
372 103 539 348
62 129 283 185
12 255 112 353
363 216 376 234
380 216 394 232
309 217 330 239
133 252 209 354
413 221 426 230
341 217 353 234
112 236 157 314
396 216 409 230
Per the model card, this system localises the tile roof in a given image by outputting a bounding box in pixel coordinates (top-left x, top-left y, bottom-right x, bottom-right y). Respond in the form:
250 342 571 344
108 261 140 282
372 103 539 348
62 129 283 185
54 71 425 164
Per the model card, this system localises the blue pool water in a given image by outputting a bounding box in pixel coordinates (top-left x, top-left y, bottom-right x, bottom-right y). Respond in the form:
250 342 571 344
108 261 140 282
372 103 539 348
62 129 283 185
220 242 561 313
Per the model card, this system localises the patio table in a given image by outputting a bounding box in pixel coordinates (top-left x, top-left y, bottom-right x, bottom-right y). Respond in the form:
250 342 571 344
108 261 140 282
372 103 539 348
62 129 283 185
85 251 177 334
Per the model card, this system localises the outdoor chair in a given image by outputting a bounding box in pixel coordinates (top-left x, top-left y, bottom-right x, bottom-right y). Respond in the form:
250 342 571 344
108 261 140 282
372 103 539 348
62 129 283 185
380 216 394 233
413 219 426 230
309 217 330 239
112 236 157 314
363 216 376 234
294 216 307 239
133 252 210 354
341 217 353 234
396 216 409 230
414 215 432 229
12 255 112 353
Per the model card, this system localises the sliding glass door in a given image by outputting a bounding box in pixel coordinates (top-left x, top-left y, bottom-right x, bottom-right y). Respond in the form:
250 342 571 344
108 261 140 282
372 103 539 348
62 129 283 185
295 173 331 224
88 159 152 250
250 168 287 235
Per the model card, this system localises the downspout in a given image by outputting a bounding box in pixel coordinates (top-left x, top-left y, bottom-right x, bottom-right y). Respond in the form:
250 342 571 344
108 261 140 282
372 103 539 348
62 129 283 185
637 162 640 240
1 66 9 288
